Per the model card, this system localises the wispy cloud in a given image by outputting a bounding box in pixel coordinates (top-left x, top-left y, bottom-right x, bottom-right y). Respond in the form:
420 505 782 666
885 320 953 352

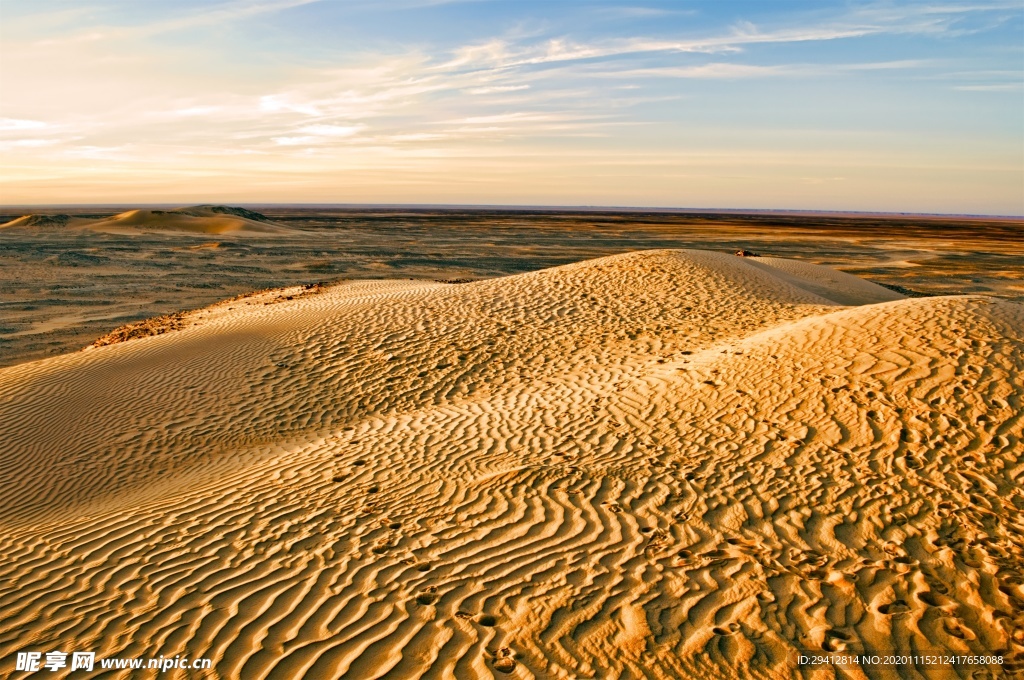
954 83 1023 91
839 59 937 71
436 2 1021 76
0 138 61 149
0 118 49 132
271 135 320 146
592 62 792 79
596 7 698 19
171 106 225 117
298 124 364 137
466 84 531 94
35 0 324 44
259 95 323 117
455 111 605 125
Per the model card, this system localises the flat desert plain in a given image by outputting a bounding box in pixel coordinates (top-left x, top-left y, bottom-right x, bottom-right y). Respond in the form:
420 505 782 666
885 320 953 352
0 209 1022 679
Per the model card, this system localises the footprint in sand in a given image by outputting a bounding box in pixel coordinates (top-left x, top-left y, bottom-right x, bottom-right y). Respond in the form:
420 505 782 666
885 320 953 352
822 629 852 651
918 591 948 608
712 622 740 636
674 550 695 565
878 600 911 616
493 648 516 673
415 586 439 605
942 618 975 640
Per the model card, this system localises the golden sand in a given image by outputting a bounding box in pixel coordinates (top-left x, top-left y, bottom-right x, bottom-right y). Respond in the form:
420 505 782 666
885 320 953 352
0 250 1020 678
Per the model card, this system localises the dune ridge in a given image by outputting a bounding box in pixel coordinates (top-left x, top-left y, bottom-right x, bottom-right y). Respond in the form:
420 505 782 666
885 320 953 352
0 250 1020 679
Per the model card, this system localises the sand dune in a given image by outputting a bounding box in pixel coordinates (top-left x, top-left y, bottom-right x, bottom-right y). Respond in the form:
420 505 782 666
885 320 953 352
0 250 1020 679
0 205 292 235
0 213 82 229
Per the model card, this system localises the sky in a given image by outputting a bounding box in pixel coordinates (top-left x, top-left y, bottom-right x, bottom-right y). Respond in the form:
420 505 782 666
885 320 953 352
0 1 1022 214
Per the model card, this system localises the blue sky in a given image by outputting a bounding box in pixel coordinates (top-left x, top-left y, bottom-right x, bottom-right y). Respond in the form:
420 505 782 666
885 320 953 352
1 0 1022 213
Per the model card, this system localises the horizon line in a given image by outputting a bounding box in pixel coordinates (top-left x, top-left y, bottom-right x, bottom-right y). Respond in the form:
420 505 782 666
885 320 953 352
1 203 1021 221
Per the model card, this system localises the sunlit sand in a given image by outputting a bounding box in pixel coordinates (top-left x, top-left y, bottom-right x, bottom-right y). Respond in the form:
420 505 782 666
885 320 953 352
1 249 1020 678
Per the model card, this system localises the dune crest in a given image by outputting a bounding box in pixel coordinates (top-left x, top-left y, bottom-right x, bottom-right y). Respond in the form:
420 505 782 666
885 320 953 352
0 250 1020 679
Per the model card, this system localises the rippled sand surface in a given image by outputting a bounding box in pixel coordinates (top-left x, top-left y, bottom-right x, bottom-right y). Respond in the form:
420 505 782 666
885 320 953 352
1 250 1021 678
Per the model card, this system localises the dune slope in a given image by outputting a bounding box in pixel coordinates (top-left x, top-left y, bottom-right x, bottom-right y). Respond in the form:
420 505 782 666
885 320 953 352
0 250 1020 679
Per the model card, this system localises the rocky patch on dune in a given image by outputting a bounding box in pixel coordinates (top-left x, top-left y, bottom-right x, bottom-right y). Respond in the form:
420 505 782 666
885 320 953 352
88 311 191 348
86 282 331 349
166 205 276 223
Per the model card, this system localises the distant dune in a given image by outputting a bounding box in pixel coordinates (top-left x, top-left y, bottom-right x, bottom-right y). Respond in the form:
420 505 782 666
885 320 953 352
0 213 80 229
0 250 1020 678
0 205 293 235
